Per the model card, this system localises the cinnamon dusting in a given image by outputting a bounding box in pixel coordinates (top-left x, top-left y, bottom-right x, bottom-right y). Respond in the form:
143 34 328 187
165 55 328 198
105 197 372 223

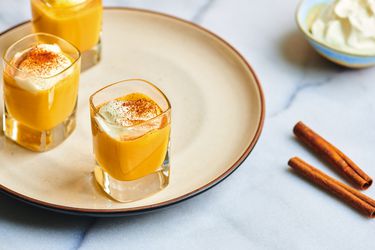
14 44 71 78
98 93 163 127
120 96 161 126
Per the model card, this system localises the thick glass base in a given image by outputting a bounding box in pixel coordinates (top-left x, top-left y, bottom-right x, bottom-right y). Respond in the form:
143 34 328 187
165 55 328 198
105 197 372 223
94 151 170 203
81 38 101 71
3 106 76 152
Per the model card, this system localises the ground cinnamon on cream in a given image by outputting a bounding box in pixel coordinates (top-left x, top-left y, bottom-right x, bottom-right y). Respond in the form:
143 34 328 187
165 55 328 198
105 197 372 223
15 44 71 78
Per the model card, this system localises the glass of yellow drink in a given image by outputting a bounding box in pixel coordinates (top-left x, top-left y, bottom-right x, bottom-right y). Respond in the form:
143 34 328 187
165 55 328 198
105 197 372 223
30 0 102 70
89 79 171 202
2 33 81 151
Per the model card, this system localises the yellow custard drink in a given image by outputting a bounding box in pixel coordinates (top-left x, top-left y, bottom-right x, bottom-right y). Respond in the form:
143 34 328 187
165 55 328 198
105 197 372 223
89 79 171 202
2 33 81 151
31 0 102 68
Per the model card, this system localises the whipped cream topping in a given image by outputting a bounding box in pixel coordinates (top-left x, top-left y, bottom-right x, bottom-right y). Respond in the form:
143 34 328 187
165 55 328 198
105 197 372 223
11 44 72 93
99 99 161 127
95 96 163 140
310 0 375 54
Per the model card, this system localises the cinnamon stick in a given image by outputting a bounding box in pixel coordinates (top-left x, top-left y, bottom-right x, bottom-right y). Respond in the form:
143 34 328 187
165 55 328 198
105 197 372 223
288 157 375 218
293 121 372 190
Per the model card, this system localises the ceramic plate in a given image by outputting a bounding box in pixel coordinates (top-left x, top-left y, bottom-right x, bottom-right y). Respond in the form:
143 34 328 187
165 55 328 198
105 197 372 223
0 8 265 216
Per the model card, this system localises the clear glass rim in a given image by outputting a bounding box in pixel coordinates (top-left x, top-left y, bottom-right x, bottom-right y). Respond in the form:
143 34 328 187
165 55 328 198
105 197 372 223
2 32 81 80
89 78 172 129
39 0 95 9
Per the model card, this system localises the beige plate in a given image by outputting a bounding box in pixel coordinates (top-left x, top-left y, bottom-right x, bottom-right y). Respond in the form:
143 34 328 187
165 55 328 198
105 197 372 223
0 8 265 216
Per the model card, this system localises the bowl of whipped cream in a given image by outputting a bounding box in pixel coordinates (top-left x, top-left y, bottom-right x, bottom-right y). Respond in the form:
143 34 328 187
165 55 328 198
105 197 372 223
296 0 375 68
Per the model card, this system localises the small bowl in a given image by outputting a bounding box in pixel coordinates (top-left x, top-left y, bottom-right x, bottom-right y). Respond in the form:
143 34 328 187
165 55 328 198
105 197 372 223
296 0 375 68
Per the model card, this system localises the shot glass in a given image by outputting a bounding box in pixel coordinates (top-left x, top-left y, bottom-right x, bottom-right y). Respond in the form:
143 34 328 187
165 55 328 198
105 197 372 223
31 0 102 70
89 79 171 202
2 33 81 151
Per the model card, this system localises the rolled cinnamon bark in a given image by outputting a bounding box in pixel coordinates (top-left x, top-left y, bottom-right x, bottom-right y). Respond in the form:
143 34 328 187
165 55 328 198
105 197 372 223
288 157 375 218
293 121 372 189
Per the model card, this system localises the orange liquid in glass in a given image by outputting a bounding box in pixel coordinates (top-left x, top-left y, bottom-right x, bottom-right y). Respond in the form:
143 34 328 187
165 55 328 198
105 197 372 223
91 94 171 181
31 0 102 52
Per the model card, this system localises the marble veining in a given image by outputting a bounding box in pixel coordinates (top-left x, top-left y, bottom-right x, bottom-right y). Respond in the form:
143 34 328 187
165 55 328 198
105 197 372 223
270 74 338 118
73 218 97 250
191 0 217 23
1 0 375 249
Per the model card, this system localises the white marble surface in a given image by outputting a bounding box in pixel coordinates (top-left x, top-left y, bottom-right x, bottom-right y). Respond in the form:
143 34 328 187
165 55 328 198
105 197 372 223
1 0 375 249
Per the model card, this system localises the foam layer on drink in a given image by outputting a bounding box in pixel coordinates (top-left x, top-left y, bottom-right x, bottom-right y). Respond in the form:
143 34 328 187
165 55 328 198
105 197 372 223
11 44 72 93
96 93 164 140
44 0 87 7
